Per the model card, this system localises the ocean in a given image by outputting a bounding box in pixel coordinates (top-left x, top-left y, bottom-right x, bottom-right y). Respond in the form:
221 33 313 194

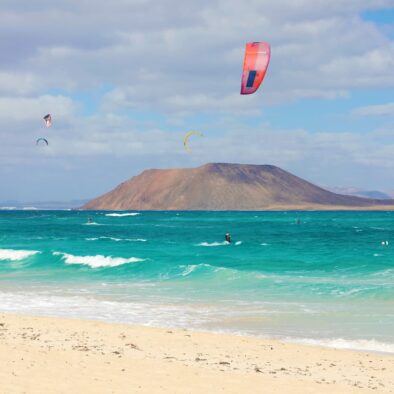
0 210 393 353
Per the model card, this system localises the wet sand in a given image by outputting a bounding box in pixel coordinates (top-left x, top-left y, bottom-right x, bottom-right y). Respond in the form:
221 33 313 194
0 313 393 393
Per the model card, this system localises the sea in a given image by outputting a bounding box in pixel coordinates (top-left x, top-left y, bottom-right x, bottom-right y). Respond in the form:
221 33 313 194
0 210 393 353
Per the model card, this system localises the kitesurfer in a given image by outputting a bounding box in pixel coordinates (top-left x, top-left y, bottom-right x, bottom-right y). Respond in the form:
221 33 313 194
225 232 232 243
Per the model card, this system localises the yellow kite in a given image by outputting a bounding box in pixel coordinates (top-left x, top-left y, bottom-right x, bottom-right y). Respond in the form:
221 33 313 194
183 131 203 152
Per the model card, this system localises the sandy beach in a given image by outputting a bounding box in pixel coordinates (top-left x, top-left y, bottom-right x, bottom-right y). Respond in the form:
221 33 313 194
0 314 392 393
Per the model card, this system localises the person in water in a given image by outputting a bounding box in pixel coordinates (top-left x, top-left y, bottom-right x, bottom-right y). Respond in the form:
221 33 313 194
225 232 232 243
87 217 92 224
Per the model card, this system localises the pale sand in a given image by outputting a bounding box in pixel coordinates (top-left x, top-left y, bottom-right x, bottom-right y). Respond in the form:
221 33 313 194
0 314 393 393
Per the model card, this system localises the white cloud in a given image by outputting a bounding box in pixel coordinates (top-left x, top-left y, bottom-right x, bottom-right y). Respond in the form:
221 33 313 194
0 72 42 96
1 0 393 112
0 95 77 121
352 102 394 116
3 108 393 169
0 105 393 198
1 1 394 199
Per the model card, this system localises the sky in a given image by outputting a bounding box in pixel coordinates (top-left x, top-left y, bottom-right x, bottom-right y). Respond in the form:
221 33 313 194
0 0 394 201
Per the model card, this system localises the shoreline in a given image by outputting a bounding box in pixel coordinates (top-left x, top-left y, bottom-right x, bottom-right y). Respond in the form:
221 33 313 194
1 313 393 393
3 207 394 211
3 308 394 355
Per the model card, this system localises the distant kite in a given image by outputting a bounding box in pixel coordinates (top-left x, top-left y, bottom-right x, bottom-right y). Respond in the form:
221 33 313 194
43 114 52 128
183 131 203 152
36 138 49 146
240 42 271 95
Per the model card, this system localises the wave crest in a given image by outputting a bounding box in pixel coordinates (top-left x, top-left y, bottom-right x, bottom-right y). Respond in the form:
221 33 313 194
0 249 40 261
85 236 147 242
197 241 229 247
105 213 140 217
197 241 242 247
53 252 144 268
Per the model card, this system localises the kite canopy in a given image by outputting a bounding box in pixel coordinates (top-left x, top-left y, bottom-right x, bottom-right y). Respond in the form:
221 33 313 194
43 114 52 128
183 131 203 151
240 42 271 95
36 138 49 146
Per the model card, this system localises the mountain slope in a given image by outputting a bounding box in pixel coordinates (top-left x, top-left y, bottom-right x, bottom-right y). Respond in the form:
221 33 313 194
326 187 392 200
82 163 394 210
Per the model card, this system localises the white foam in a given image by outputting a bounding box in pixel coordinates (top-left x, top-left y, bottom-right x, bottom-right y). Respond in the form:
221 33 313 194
198 241 241 246
181 265 200 276
287 337 394 354
53 252 144 268
83 222 101 225
85 236 147 242
332 288 365 297
197 241 229 247
0 291 213 332
105 213 140 217
0 249 40 261
180 264 213 277
0 290 393 355
371 269 394 277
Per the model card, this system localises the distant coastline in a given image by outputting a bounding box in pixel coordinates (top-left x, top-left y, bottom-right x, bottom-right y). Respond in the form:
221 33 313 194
0 199 88 211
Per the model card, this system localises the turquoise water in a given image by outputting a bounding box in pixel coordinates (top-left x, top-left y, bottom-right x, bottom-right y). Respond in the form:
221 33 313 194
0 210 393 352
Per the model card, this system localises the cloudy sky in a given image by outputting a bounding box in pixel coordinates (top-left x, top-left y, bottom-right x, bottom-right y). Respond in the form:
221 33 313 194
1 0 394 201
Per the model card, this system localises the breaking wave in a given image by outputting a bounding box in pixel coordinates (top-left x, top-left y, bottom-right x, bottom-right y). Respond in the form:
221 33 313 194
197 241 242 247
105 213 140 217
0 249 40 261
53 252 144 268
197 241 229 247
85 236 147 242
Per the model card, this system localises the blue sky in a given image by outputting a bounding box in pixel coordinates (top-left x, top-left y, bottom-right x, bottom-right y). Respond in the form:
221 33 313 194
363 7 394 24
0 0 394 201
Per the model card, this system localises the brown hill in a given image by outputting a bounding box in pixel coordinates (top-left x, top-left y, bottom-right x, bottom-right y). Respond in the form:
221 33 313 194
82 163 394 210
